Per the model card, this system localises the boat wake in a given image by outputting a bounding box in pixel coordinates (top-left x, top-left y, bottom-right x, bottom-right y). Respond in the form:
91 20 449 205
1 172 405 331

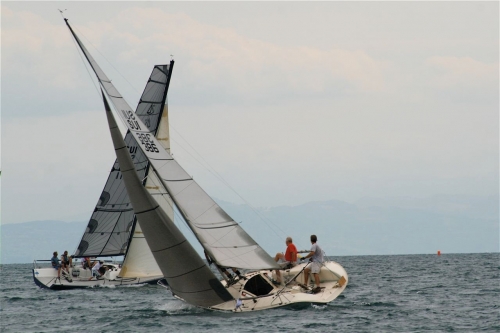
156 301 206 315
311 304 328 310
97 284 116 289
121 283 148 288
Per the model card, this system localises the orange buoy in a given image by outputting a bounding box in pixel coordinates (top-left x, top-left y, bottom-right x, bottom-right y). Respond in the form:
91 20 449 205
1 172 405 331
437 250 441 256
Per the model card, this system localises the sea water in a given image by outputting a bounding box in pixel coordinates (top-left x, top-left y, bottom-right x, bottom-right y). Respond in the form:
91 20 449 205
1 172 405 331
1 253 498 332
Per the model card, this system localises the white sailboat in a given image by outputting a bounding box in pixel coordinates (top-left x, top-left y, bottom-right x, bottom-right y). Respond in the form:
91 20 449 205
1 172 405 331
32 21 175 289
62 18 348 310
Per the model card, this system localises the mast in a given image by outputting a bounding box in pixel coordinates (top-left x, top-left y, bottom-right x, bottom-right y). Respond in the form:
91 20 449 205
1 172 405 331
122 63 174 259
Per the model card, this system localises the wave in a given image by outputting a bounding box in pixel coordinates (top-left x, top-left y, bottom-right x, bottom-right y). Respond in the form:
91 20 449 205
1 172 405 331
155 301 206 315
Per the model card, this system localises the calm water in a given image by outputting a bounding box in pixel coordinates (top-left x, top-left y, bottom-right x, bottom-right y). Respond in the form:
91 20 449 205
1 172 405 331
1 253 498 332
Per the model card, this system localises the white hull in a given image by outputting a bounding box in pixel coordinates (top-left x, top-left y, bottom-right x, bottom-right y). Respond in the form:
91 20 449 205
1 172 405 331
33 264 163 290
172 261 347 312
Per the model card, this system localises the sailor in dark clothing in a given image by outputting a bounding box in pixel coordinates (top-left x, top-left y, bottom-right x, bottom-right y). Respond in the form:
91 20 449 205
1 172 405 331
51 251 62 279
61 250 73 270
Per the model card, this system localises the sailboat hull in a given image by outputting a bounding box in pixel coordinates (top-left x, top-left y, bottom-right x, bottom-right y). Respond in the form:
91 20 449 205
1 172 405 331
32 264 163 290
203 261 348 312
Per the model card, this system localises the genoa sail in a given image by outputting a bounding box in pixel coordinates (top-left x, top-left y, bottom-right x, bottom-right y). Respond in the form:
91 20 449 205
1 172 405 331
99 80 278 270
103 92 233 306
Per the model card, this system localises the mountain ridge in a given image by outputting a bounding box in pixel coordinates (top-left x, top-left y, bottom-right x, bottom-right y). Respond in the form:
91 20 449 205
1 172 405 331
2 195 497 264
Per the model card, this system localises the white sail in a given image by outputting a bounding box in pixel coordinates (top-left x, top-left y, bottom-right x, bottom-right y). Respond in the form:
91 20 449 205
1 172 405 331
113 106 278 270
103 91 233 307
120 104 173 278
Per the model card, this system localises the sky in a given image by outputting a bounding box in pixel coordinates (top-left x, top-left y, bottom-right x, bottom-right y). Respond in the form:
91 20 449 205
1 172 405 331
1 1 498 226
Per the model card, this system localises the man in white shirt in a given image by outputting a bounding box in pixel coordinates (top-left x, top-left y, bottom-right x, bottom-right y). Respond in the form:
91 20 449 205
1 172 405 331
301 235 324 293
89 260 103 280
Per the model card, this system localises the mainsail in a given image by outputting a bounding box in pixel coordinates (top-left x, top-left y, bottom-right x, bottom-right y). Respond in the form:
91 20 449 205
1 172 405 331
118 66 174 278
68 17 174 258
66 18 278 271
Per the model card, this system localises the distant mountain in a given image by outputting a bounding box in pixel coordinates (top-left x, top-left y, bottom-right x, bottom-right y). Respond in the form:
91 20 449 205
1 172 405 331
1 220 87 264
2 195 498 264
216 195 499 257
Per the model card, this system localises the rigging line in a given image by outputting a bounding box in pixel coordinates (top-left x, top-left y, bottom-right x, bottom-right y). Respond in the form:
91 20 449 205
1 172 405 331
170 135 287 240
148 174 243 259
151 177 245 263
145 173 188 233
68 30 101 100
71 24 141 98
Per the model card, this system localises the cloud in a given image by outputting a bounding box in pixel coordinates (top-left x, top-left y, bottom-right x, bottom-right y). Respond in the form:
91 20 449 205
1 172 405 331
2 7 85 91
2 6 388 115
113 7 388 94
425 56 498 91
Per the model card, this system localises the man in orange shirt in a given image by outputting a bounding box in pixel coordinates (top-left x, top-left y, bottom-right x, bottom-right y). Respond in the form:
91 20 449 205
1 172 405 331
273 237 298 285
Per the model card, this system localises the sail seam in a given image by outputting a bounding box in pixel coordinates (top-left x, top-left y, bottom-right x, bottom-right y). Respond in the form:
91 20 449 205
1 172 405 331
150 157 174 161
210 244 257 249
195 224 239 230
135 205 160 215
139 101 162 104
95 208 134 213
119 166 136 173
148 79 166 85
155 67 169 76
151 239 187 253
164 264 206 279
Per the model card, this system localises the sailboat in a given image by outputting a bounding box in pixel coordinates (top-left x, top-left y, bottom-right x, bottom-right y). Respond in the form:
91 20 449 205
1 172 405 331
32 23 175 290
56 18 348 310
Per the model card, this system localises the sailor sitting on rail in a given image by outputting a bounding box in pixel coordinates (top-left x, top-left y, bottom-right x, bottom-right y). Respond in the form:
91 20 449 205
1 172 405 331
273 236 298 285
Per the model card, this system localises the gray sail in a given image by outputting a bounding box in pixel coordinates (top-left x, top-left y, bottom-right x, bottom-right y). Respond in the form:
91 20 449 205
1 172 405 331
66 18 278 270
102 85 278 270
72 51 173 255
102 91 233 307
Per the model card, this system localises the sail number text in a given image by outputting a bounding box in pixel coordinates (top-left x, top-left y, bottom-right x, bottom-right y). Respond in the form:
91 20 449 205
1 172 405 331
122 110 160 153
121 110 142 131
137 133 159 153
